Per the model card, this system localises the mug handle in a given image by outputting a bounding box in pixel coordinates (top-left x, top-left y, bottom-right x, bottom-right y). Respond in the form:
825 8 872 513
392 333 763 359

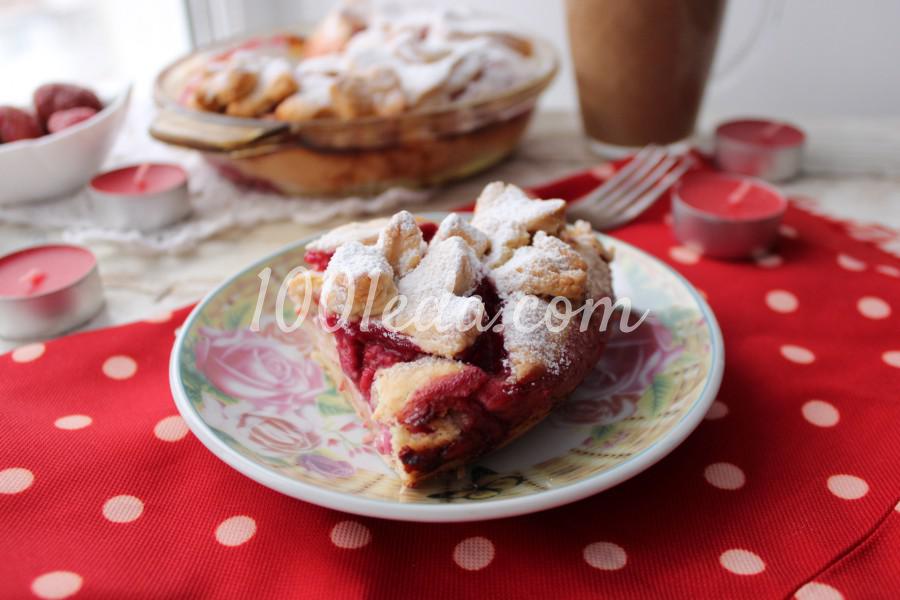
709 0 785 91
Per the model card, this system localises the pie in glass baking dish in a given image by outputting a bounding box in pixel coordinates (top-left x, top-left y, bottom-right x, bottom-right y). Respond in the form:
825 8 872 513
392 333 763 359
151 2 559 196
288 182 616 485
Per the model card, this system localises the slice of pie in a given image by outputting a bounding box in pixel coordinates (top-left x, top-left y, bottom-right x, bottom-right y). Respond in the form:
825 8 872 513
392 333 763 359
289 182 615 486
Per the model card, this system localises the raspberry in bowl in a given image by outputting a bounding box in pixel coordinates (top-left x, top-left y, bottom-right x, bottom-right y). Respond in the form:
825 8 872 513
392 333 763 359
0 83 131 205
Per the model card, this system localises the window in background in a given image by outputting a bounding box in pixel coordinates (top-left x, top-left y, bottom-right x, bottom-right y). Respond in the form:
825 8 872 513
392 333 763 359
2 0 191 102
184 0 329 48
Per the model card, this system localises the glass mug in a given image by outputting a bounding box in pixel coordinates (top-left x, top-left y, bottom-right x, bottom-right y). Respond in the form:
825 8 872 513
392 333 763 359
566 0 780 157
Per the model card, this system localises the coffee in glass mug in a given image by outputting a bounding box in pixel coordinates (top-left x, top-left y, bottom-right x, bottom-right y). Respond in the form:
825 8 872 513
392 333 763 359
566 0 727 156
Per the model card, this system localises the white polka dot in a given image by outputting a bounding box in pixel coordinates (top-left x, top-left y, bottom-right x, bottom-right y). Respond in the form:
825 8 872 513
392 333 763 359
704 463 746 490
781 344 815 364
12 343 45 363
102 355 137 380
895 499 900 513
802 400 839 428
669 246 700 265
102 495 144 523
827 474 869 500
31 571 82 599
705 401 729 420
720 549 765 575
876 265 899 278
766 290 798 313
54 415 92 430
779 224 798 239
583 542 627 570
330 520 371 549
756 254 783 268
143 310 172 323
216 515 256 546
0 467 34 494
795 581 844 600
857 296 890 320
836 254 866 272
154 415 189 442
883 351 900 368
453 537 495 571
173 327 182 338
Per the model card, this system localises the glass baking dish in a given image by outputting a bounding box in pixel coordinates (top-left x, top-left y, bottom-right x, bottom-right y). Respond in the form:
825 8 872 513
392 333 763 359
151 29 558 197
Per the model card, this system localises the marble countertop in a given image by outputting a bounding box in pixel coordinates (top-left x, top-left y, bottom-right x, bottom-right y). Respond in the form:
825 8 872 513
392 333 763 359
1 110 899 352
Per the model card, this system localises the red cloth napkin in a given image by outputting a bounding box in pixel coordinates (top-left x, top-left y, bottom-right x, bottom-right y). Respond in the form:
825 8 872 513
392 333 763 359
2 167 899 600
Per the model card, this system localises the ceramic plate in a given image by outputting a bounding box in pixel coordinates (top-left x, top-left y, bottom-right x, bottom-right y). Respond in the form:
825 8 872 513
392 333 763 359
170 215 724 522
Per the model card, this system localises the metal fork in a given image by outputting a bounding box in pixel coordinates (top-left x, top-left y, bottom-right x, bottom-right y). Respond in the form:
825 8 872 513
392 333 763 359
568 146 695 230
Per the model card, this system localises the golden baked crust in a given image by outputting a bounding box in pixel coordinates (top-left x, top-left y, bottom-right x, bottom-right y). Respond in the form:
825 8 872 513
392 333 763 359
306 217 391 253
471 182 566 237
431 213 489 257
492 231 589 301
370 357 471 486
391 236 485 357
183 5 539 123
375 211 427 277
206 112 531 197
560 220 615 301
318 242 397 318
331 67 407 119
225 71 298 117
191 68 258 112
290 182 615 486
471 183 566 268
292 183 613 360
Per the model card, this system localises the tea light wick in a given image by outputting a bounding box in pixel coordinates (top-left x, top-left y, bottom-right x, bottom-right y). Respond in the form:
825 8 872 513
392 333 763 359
759 121 784 140
727 179 754 206
18 268 47 295
133 163 152 191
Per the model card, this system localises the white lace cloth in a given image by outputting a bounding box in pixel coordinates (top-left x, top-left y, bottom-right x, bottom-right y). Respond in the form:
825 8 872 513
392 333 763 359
0 99 431 254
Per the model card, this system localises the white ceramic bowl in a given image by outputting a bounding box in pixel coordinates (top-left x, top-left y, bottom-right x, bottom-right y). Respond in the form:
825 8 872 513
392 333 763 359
0 84 131 205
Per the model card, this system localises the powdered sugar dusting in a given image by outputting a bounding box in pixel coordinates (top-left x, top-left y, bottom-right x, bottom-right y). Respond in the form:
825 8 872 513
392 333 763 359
303 181 613 373
501 292 570 377
432 213 489 256
471 182 565 234
492 231 588 300
325 241 394 279
308 218 390 252
376 211 426 276
399 236 482 298
338 6 539 107
470 183 566 268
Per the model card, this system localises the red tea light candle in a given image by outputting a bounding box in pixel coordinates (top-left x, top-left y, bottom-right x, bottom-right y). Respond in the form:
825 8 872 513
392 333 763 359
671 171 787 259
88 163 190 231
714 118 805 182
0 244 104 339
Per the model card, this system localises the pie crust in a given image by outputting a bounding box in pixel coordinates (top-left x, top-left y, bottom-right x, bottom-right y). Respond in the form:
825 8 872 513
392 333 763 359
290 182 614 485
186 5 540 123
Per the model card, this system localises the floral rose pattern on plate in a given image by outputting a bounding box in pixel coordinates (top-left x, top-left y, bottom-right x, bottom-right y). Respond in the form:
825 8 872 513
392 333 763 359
197 389 391 479
298 454 355 479
240 413 321 454
176 236 714 502
195 327 324 412
191 323 392 480
554 316 683 427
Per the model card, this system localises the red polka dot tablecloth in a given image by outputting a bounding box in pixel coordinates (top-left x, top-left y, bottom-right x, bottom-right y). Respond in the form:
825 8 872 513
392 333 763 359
2 166 899 599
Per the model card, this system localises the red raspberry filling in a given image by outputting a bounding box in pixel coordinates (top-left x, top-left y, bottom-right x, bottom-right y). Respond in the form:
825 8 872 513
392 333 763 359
303 221 439 272
311 222 610 478
304 249 333 272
